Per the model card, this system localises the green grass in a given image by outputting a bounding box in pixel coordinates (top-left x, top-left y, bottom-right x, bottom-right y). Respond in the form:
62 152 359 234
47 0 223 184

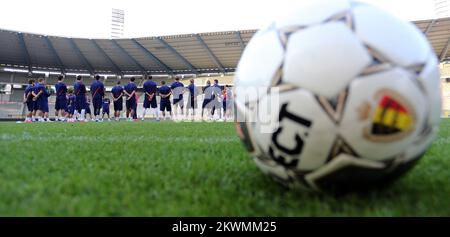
0 120 449 217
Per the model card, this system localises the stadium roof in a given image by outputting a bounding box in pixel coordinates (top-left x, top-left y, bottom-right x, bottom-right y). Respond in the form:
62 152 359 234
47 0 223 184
0 17 449 76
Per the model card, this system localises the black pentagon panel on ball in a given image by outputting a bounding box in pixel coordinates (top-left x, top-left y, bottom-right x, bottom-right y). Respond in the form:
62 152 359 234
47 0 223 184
312 154 423 194
235 122 256 153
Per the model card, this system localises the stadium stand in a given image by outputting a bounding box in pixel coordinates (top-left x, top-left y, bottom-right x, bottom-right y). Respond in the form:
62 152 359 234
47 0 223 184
0 18 448 76
0 28 256 75
1 17 450 119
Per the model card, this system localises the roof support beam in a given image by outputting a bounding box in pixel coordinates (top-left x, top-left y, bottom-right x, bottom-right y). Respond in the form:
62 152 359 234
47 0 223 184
195 34 226 74
236 31 246 53
111 39 147 75
156 37 198 75
44 36 66 74
440 36 450 62
68 38 95 75
424 19 437 36
17 33 32 73
91 39 123 76
131 39 172 74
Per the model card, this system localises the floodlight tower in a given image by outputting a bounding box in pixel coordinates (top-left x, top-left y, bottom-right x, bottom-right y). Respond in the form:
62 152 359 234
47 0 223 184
434 0 450 18
111 8 125 39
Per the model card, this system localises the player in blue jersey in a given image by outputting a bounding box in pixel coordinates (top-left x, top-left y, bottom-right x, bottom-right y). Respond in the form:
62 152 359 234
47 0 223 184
201 80 213 120
170 77 185 118
54 75 68 121
211 79 223 120
74 75 88 122
85 98 93 121
186 79 198 120
111 80 124 121
31 79 42 121
23 79 35 123
32 78 50 122
159 81 172 120
102 97 111 121
67 88 76 122
222 86 233 121
142 76 160 121
124 77 138 121
90 75 105 122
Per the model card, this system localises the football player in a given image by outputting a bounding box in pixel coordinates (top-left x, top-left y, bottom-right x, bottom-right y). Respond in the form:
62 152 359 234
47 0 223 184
111 81 124 121
90 75 105 122
23 79 35 123
201 80 213 120
211 79 223 120
54 75 68 121
67 88 76 122
187 79 198 120
223 86 233 121
102 97 111 121
74 75 87 122
170 77 185 119
142 76 159 121
159 81 172 120
85 98 93 121
124 77 138 121
32 78 50 122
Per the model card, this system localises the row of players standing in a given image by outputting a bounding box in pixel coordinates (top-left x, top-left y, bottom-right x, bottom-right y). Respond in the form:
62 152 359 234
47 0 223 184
24 75 232 122
137 77 231 121
23 75 110 122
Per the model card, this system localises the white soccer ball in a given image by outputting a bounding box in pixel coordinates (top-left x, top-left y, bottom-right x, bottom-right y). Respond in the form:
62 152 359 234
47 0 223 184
234 0 441 192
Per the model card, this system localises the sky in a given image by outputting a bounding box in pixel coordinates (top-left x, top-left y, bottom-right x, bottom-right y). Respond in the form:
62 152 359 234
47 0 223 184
0 0 437 38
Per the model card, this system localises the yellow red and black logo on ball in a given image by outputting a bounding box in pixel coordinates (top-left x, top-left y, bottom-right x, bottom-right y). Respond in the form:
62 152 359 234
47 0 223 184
363 89 415 143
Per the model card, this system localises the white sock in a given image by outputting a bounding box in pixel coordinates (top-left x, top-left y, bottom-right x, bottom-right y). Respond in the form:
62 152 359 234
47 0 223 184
142 109 147 119
81 109 86 120
151 109 159 119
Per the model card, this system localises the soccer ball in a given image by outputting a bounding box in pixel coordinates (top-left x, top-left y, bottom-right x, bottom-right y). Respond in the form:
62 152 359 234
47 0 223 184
234 0 441 192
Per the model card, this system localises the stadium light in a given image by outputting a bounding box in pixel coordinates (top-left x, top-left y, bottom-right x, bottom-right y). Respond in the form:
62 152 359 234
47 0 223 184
65 73 91 77
32 70 61 75
123 75 142 78
150 74 171 78
3 68 29 73
98 74 117 77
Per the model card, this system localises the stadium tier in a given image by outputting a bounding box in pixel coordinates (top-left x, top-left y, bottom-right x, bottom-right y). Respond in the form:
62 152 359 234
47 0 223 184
1 17 450 119
0 18 449 76
0 29 256 75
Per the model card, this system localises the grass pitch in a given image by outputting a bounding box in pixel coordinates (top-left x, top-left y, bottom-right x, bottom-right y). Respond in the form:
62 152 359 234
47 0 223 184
0 120 449 216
